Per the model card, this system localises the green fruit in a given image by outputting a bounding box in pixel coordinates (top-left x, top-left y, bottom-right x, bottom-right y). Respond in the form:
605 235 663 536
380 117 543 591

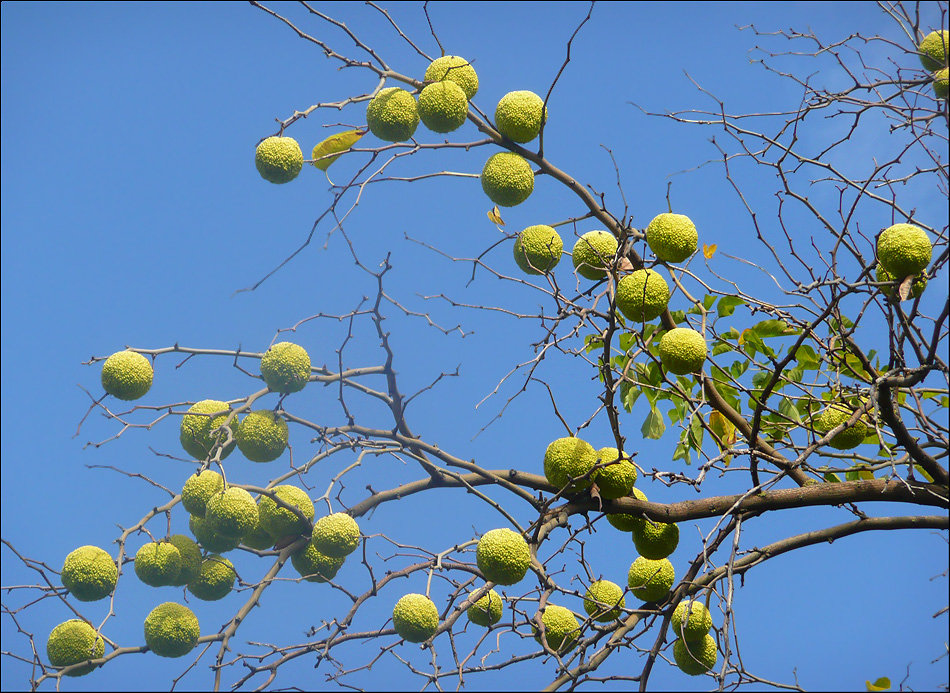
241 509 277 551
144 602 200 659
877 223 932 279
255 136 303 185
481 152 534 207
543 436 597 492
189 514 240 554
260 342 311 394
467 589 504 627
876 263 928 300
645 213 698 263
291 540 346 583
312 513 360 558
46 620 104 677
671 600 713 643
533 604 580 653
424 55 478 100
918 30 949 71
627 557 675 602
258 485 315 542
179 400 239 461
61 546 117 602
181 469 225 517
658 328 707 375
393 593 440 643
476 528 531 586
205 487 259 539
134 541 182 587
813 403 869 451
366 87 419 142
606 486 648 532
591 447 637 500
616 269 670 322
167 535 202 587
935 67 949 99
187 555 236 601
572 231 618 280
583 580 626 622
513 224 563 275
418 81 469 133
495 90 548 143
235 410 289 463
101 351 153 401
632 520 679 560
673 634 718 676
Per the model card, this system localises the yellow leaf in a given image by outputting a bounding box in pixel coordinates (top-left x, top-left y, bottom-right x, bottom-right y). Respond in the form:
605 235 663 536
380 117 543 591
703 243 717 259
311 129 365 171
487 206 505 225
738 328 753 346
866 677 891 691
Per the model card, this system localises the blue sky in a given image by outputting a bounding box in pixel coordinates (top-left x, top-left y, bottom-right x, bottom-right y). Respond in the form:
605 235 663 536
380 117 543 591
2 2 947 691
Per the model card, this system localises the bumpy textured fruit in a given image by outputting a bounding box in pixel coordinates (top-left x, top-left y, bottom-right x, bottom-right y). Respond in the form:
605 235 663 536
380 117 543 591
258 485 315 541
181 469 225 517
583 580 626 622
47 620 104 676
481 152 534 207
627 557 675 602
101 351 153 401
814 403 869 450
467 589 504 627
291 540 346 583
673 634 718 676
255 136 303 185
392 593 440 643
877 223 932 279
591 447 637 500
658 328 707 375
260 342 311 394
134 542 182 587
418 81 468 134
935 67 949 99
544 437 597 492
241 509 277 551
876 263 928 300
572 231 619 280
189 514 241 553
633 520 679 560
533 604 580 653
606 487 649 532
476 528 531 585
645 213 698 263
616 269 670 322
235 410 289 463
206 487 259 539
312 513 360 558
918 30 949 71
187 555 236 601
671 600 713 642
495 90 548 143
167 535 202 587
514 225 563 275
61 546 117 602
424 56 478 100
180 400 239 461
366 87 419 142
144 602 200 658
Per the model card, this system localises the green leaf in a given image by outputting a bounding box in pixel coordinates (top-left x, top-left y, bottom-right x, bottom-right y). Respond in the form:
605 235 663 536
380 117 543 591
730 360 751 379
688 414 704 449
778 397 801 424
865 677 891 691
752 319 797 338
703 294 717 311
311 129 365 171
620 381 640 412
585 335 603 354
712 340 733 357
619 332 636 352
823 472 842 483
914 465 935 483
641 407 666 440
669 309 686 324
717 296 744 317
672 439 691 464
796 344 819 367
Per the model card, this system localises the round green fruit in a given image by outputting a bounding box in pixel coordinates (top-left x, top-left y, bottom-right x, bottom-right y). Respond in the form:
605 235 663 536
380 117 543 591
935 67 949 99
260 342 311 394
312 513 360 558
673 633 718 676
258 485 315 542
513 224 563 275
671 599 713 643
235 410 289 463
877 223 932 279
591 447 637 500
476 528 531 586
187 555 236 602
179 400 239 461
424 55 478 99
61 546 117 602
813 403 869 451
291 540 346 583
134 541 182 587
167 535 202 587
366 87 419 142
101 351 153 401
494 90 548 143
606 486 649 532
918 30 949 71
543 436 597 492
583 580 626 622
393 593 440 643
181 469 225 517
205 487 259 540
255 136 303 185
481 152 534 207
46 620 104 677
876 263 928 300
189 514 241 554
467 589 504 627
418 81 468 134
572 231 618 280
658 328 707 376
533 604 580 653
645 213 698 263
627 557 675 602
616 269 670 322
632 520 679 560
144 602 200 659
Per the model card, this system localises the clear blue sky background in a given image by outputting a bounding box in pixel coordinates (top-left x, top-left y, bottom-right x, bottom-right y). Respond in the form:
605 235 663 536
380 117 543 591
2 2 947 691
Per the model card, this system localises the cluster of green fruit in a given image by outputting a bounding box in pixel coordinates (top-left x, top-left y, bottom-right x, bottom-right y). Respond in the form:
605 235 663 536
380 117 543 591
918 30 949 100
874 222 934 303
